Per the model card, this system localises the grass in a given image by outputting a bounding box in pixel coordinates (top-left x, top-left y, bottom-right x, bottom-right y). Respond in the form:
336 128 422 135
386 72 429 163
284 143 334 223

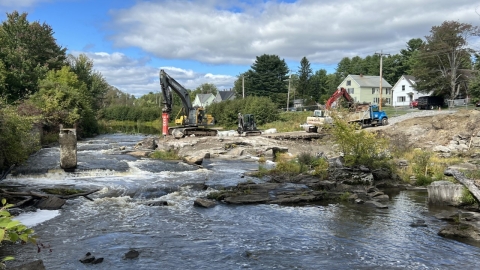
150 149 180 160
260 111 310 132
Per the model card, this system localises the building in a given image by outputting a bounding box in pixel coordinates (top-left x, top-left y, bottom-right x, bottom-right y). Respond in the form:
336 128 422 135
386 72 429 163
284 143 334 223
391 75 430 107
192 93 215 108
213 91 236 103
337 74 392 105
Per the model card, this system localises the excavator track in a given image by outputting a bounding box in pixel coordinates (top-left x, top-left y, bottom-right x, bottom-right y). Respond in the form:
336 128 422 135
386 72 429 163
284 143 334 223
244 131 262 137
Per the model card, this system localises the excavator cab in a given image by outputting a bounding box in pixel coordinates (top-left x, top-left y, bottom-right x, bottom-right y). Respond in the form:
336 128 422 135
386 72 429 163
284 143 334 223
237 113 261 136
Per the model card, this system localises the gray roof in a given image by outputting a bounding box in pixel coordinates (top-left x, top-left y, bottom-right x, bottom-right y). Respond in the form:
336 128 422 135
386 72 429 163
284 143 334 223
197 94 214 103
403 75 417 86
218 91 235 101
349 75 392 88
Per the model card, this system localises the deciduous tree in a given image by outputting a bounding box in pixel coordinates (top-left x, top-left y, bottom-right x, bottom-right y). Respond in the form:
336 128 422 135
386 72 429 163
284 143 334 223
412 21 479 99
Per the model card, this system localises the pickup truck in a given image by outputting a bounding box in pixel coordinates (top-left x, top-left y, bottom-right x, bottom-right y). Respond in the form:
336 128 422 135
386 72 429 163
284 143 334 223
304 104 388 132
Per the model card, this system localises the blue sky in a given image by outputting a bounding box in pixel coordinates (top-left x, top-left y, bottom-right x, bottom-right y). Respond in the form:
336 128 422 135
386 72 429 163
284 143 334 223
0 0 479 97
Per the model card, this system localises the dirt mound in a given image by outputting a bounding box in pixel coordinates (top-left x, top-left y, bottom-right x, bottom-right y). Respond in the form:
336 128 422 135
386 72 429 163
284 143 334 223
381 110 480 149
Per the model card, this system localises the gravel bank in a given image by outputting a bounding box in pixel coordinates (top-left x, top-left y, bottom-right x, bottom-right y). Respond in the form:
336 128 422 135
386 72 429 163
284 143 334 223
387 109 457 126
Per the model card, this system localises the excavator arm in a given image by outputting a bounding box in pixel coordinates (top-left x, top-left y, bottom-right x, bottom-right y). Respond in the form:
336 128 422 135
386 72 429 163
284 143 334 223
160 69 193 114
325 87 354 110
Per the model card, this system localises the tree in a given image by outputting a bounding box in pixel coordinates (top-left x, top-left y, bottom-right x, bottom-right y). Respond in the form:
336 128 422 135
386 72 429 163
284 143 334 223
246 54 289 107
0 11 66 102
297 57 313 100
309 69 329 103
31 66 98 136
412 21 479 99
191 83 218 102
399 38 423 75
66 54 110 111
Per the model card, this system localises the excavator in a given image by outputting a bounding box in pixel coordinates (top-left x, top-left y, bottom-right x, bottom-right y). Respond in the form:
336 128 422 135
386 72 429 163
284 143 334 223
237 113 262 136
325 87 355 110
160 69 217 138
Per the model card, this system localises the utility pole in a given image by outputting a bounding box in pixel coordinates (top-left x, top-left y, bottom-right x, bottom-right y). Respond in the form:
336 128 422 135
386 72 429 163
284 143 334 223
284 73 291 111
242 75 245 99
375 50 390 110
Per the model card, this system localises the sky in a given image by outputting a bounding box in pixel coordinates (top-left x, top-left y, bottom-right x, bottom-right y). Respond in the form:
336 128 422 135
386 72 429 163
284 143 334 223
0 0 479 97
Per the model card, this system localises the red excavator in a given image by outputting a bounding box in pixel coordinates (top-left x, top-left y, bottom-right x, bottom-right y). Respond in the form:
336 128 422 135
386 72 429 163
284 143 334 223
325 87 354 110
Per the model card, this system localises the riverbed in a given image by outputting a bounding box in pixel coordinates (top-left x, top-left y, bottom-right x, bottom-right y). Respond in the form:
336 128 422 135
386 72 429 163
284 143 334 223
2 134 480 269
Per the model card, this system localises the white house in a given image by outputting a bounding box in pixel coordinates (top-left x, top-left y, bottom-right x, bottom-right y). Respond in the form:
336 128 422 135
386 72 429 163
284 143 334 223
192 93 215 108
391 75 430 107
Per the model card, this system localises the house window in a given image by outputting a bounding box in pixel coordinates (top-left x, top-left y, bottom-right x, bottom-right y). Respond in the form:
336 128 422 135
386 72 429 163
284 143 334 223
347 80 351 86
372 88 376 94
397 96 406 102
386 98 391 104
402 85 405 91
386 89 390 95
373 97 379 104
347 88 354 94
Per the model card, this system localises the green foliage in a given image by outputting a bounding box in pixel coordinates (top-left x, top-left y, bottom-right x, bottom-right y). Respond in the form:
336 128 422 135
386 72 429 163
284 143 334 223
461 188 477 205
330 115 389 168
0 99 40 170
412 21 477 99
415 174 434 186
0 11 66 101
207 96 278 128
100 105 161 122
243 54 289 107
412 150 433 176
0 198 37 263
150 149 180 160
339 192 351 201
297 57 312 100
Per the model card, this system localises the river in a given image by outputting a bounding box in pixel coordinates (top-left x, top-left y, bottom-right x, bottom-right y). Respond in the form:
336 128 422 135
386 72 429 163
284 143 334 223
2 134 480 270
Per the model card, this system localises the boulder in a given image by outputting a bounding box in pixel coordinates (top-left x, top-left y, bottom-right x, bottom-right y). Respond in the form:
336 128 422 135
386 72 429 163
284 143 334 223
135 137 157 150
194 198 217 208
364 200 388 209
438 223 480 242
35 196 66 210
183 155 203 165
127 151 151 158
9 260 46 270
124 249 140 259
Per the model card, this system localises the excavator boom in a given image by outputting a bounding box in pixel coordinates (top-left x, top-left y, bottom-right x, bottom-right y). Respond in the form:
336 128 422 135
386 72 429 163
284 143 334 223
325 87 354 110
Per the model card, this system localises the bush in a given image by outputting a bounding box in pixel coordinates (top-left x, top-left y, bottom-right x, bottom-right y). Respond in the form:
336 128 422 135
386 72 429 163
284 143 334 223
461 188 477 205
0 198 37 267
149 149 180 160
415 174 434 186
329 113 390 168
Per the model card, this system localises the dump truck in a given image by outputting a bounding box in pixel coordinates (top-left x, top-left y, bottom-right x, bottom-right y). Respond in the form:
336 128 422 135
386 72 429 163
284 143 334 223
304 104 388 132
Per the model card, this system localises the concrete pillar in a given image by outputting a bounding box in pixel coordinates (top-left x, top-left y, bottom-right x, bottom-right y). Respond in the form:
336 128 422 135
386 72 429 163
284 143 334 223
59 126 77 169
427 181 463 205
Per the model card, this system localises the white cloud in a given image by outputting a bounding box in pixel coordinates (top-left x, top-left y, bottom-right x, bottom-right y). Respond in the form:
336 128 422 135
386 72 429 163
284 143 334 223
108 0 480 65
70 51 236 97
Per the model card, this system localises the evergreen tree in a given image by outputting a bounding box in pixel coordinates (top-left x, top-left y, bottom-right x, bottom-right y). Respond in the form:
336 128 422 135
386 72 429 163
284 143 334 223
297 57 313 100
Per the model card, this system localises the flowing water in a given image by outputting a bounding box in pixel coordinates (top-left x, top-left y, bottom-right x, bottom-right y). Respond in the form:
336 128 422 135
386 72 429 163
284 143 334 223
2 134 480 270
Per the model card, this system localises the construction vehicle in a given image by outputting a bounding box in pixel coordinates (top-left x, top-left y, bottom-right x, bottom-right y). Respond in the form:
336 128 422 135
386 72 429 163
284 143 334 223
160 69 217 137
237 113 262 136
417 96 444 110
303 88 388 132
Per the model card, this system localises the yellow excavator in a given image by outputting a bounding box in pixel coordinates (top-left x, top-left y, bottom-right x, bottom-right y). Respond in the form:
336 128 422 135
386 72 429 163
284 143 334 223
160 69 217 137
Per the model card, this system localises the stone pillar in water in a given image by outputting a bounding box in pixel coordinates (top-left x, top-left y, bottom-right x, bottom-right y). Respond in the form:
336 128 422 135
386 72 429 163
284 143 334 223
427 181 463 205
59 125 77 169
